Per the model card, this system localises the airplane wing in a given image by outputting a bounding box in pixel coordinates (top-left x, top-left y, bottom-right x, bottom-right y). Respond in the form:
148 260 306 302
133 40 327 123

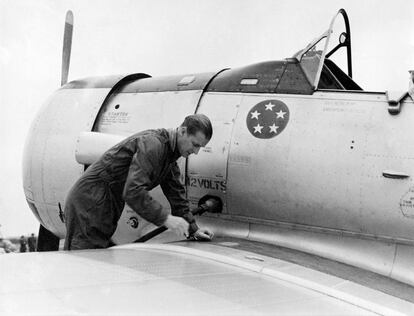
1 237 413 315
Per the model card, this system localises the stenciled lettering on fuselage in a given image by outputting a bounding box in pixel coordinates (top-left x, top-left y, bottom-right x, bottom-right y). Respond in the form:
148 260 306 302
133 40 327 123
246 100 290 139
400 187 414 219
187 176 226 191
101 111 131 126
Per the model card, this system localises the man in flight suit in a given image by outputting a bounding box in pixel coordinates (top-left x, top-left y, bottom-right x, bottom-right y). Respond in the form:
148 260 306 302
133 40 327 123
64 114 213 250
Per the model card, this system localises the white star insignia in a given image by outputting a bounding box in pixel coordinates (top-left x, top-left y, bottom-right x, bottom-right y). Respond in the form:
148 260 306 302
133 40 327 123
264 102 275 111
250 110 261 120
276 110 286 119
253 124 263 134
269 123 279 133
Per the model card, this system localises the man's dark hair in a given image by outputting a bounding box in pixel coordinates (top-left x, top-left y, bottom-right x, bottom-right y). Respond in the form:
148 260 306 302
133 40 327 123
181 114 213 140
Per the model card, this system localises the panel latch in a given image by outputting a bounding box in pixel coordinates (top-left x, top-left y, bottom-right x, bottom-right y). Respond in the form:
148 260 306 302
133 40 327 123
386 91 409 115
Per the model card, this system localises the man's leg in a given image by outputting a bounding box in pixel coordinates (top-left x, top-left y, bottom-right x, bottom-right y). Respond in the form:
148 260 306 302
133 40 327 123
65 218 111 250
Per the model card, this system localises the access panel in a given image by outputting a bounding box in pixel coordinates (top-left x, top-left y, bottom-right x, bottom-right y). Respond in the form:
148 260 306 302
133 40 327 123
186 92 242 213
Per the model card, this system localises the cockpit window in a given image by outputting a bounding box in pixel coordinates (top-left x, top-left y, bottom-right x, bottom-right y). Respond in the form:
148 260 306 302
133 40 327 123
300 51 322 87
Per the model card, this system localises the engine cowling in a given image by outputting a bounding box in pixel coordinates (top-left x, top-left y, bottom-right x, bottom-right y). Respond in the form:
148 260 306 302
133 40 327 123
22 71 219 241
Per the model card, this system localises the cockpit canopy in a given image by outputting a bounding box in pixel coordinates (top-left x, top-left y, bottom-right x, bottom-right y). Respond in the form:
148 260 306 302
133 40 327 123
294 8 362 91
207 8 362 95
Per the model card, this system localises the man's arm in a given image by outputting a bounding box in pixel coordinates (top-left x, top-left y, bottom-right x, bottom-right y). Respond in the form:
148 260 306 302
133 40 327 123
122 139 169 227
123 138 189 236
160 162 199 235
160 162 215 241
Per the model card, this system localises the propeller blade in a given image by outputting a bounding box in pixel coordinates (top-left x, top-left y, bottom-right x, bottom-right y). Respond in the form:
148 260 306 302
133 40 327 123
61 10 73 86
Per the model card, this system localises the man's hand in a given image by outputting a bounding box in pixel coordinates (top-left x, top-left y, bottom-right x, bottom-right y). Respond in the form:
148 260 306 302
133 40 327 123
192 228 214 241
164 215 189 237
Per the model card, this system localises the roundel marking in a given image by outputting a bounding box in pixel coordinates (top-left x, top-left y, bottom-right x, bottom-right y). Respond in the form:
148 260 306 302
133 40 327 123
246 100 290 139
126 216 139 229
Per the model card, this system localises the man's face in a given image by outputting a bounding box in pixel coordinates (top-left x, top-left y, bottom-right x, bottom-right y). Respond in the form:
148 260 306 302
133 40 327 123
177 128 209 158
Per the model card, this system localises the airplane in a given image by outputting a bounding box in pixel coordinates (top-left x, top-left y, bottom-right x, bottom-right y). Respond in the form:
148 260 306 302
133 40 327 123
2 7 413 315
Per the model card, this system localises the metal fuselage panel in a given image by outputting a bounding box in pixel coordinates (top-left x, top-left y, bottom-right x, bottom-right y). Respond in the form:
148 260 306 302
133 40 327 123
24 77 414 245
187 93 242 212
189 91 414 243
94 90 203 135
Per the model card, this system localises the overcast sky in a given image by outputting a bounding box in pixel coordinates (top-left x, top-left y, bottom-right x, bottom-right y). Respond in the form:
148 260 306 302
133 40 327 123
0 0 413 237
